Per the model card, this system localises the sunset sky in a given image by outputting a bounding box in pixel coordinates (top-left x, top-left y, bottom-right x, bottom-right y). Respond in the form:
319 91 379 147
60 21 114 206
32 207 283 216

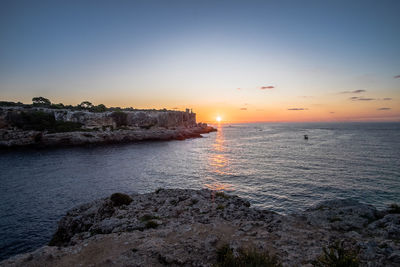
1 0 399 123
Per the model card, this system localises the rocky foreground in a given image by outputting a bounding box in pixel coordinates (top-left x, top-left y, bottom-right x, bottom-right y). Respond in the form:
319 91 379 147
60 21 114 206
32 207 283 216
1 189 399 266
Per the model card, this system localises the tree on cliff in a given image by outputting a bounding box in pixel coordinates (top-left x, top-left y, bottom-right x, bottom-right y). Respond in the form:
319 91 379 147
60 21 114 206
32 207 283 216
78 101 94 109
90 104 107 113
32 97 51 107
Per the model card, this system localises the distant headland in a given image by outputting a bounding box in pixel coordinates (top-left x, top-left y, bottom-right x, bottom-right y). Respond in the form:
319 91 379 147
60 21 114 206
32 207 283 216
0 97 216 148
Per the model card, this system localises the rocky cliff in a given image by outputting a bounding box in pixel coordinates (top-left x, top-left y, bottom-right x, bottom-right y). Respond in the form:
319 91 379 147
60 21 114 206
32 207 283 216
1 189 399 266
0 107 215 148
0 106 197 130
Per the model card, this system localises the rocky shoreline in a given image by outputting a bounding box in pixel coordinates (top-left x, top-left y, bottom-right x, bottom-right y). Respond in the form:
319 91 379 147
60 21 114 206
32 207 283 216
0 106 217 148
1 189 399 266
0 125 216 148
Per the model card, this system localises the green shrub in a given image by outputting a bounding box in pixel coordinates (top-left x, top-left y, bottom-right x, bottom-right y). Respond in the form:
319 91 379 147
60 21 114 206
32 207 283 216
217 204 225 210
90 104 107 113
78 101 93 109
50 103 65 109
53 121 83 132
145 220 158 229
388 203 400 214
7 111 55 131
216 191 230 199
0 101 24 107
155 188 163 194
140 123 155 129
215 244 281 267
328 217 342 223
312 241 359 267
6 111 83 132
110 193 133 206
190 198 199 206
32 96 51 107
139 214 160 222
111 111 128 127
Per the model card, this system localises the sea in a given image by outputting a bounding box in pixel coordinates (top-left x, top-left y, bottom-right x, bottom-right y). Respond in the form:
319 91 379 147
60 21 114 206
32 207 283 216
0 122 399 260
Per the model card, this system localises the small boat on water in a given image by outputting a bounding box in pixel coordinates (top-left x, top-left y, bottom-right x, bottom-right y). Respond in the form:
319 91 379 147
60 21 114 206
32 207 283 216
304 134 308 140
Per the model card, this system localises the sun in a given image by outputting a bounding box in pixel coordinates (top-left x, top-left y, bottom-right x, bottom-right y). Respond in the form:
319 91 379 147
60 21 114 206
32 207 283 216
216 116 222 122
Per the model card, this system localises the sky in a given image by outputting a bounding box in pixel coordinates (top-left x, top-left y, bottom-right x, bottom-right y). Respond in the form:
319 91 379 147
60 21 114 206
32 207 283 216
1 0 399 123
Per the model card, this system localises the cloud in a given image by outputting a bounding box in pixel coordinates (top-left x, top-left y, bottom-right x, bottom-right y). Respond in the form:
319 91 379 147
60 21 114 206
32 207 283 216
394 75 400 79
377 107 391 111
260 86 274 90
256 109 264 111
341 89 366 94
299 96 313 98
240 108 247 110
383 98 392 101
287 108 308 111
330 112 335 114
349 97 375 101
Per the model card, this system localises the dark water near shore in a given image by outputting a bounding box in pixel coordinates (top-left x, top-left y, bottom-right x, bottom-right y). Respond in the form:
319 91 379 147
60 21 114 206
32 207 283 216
1 122 400 260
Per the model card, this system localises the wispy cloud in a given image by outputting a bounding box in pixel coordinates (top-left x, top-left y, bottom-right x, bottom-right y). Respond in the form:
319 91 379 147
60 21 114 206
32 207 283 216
377 107 391 111
394 75 400 79
340 89 366 94
330 111 335 114
383 98 392 101
240 108 247 110
260 86 274 90
287 108 308 111
349 96 375 101
299 95 313 98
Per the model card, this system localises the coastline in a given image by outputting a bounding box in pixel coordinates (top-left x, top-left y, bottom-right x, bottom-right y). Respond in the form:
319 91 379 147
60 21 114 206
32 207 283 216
1 189 399 266
0 106 217 148
0 125 217 149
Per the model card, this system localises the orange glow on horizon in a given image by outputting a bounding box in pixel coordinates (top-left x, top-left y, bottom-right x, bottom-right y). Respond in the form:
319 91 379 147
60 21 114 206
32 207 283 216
194 102 400 124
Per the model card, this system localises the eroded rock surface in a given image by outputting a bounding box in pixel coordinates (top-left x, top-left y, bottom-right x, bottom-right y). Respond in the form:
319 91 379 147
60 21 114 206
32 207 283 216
1 189 399 266
0 107 216 148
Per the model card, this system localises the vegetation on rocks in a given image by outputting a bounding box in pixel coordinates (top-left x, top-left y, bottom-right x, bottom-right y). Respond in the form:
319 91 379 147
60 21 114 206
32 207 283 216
388 203 400 214
6 111 83 132
110 193 133 206
215 244 281 267
139 214 160 222
216 191 230 199
111 111 128 127
312 241 359 267
144 220 159 229
0 97 168 112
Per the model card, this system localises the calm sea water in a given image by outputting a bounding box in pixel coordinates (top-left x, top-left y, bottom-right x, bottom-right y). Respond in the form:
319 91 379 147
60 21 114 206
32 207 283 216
1 122 400 260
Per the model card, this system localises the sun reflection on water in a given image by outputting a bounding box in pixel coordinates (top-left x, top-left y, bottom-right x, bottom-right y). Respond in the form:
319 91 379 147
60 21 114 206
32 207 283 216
205 125 235 192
